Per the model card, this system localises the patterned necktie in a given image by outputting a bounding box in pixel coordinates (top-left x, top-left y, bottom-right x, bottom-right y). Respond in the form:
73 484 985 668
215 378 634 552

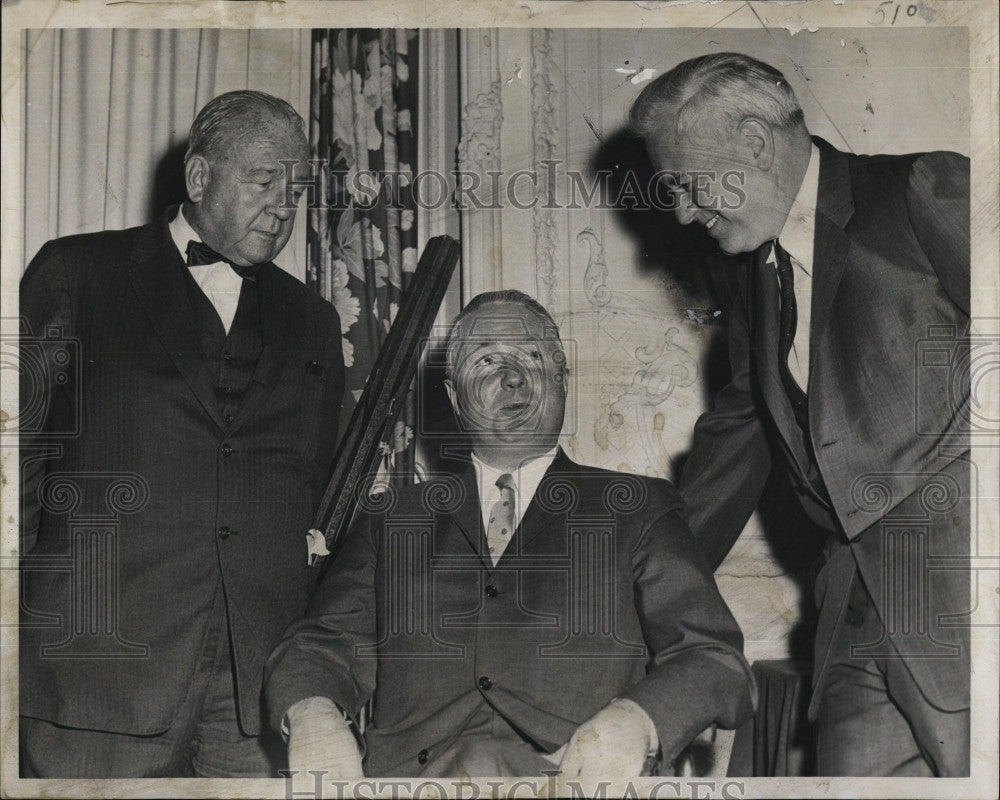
773 240 808 429
485 473 516 566
186 240 260 279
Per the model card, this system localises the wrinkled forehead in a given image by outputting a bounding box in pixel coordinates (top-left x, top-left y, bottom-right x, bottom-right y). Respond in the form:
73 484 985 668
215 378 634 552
648 126 745 176
224 119 309 165
453 304 562 346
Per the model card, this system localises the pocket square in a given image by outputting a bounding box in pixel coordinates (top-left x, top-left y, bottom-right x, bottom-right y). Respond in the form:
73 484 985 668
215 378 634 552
306 528 331 566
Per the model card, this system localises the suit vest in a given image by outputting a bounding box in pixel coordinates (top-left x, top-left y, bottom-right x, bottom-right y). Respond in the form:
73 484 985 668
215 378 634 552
181 267 263 424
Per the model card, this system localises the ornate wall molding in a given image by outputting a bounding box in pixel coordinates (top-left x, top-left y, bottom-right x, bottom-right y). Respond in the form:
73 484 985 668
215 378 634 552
457 28 503 299
456 81 503 175
577 227 698 472
530 27 560 310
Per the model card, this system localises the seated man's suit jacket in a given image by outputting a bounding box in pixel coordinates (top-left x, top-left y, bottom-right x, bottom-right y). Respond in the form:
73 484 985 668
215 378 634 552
678 139 971 715
265 449 755 775
19 213 345 736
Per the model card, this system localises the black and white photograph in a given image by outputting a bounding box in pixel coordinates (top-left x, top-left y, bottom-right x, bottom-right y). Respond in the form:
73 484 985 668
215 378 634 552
1 1 997 798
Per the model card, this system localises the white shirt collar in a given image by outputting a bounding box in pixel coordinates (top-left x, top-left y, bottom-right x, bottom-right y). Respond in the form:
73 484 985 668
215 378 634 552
168 205 244 335
168 205 219 266
471 446 559 526
777 142 820 270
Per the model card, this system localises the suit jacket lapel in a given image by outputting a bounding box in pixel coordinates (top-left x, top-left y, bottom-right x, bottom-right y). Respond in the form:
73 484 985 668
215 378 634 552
809 138 855 369
445 451 572 568
749 246 811 478
229 264 304 427
443 464 492 570
127 217 227 430
517 449 574 555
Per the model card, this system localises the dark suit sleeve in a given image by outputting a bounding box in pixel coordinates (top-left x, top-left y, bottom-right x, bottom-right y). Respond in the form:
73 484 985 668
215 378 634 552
677 263 772 570
905 151 970 316
19 241 74 553
264 511 379 733
621 499 756 764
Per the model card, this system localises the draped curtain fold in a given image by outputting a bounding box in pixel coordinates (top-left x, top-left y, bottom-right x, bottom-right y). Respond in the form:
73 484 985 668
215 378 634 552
21 27 311 278
308 29 420 477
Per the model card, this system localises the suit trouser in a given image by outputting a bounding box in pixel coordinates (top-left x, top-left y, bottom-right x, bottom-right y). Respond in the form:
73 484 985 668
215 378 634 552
20 579 284 778
813 545 969 776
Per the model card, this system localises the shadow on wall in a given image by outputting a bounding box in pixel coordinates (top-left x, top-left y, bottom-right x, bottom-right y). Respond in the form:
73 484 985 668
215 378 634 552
148 141 190 222
589 127 719 299
588 127 731 422
592 127 824 663
415 341 471 477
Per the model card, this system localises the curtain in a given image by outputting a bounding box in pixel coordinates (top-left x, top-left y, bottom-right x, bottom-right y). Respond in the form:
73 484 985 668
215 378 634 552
21 28 311 279
308 29 420 477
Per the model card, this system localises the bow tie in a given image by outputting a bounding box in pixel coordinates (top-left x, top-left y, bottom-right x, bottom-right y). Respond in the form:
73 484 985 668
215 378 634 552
186 240 260 279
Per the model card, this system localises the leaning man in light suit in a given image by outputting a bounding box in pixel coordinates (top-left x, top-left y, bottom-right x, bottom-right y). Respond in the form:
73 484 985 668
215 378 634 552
264 290 754 778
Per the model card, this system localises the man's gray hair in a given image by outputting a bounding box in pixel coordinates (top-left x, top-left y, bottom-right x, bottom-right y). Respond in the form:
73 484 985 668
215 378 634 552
185 90 306 164
629 52 804 140
444 290 564 379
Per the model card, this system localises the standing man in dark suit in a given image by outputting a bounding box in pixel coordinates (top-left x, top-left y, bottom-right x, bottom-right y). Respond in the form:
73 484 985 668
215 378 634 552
265 290 754 779
19 90 345 777
629 53 971 776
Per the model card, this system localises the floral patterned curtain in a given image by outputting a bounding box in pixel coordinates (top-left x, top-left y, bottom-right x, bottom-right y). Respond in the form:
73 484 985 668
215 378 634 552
308 29 420 476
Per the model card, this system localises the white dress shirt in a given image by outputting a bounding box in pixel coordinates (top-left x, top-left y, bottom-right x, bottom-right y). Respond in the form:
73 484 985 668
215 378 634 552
471 447 559 565
168 207 244 334
767 141 820 393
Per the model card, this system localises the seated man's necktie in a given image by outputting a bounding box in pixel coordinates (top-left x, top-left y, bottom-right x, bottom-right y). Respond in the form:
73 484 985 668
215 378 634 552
486 474 516 566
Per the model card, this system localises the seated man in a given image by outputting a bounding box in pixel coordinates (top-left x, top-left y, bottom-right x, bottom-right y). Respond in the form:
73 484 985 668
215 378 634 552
264 290 755 778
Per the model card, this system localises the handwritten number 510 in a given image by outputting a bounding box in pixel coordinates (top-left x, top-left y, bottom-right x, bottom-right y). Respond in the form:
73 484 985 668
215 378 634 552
870 1 920 25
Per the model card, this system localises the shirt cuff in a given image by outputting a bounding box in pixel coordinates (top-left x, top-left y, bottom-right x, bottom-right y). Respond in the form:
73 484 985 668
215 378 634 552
612 696 659 755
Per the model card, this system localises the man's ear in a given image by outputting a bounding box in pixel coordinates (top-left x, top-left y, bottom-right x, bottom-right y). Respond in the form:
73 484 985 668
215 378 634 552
737 117 774 171
185 155 211 203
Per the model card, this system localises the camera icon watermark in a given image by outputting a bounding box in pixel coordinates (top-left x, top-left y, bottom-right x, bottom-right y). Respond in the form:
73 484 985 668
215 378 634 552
418 319 579 446
1 317 81 441
914 322 999 443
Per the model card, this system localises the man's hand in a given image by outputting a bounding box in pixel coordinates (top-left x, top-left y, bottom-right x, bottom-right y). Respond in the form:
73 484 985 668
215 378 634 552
547 698 658 779
285 696 364 779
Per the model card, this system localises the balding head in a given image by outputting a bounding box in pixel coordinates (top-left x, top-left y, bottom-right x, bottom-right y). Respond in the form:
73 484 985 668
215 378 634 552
628 52 813 255
185 90 307 167
182 90 309 267
629 52 805 142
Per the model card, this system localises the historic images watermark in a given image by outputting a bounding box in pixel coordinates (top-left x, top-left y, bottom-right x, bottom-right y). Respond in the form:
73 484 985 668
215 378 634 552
278 160 748 214
281 773 748 800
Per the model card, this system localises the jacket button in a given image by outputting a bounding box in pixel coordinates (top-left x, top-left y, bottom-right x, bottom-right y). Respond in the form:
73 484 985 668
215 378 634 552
222 350 234 361
485 584 499 598
478 676 492 691
417 749 428 765
221 442 234 456
218 526 231 540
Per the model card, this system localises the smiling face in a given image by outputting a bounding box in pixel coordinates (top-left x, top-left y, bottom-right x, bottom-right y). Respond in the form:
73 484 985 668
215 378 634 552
445 302 568 466
185 117 309 267
648 123 791 256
